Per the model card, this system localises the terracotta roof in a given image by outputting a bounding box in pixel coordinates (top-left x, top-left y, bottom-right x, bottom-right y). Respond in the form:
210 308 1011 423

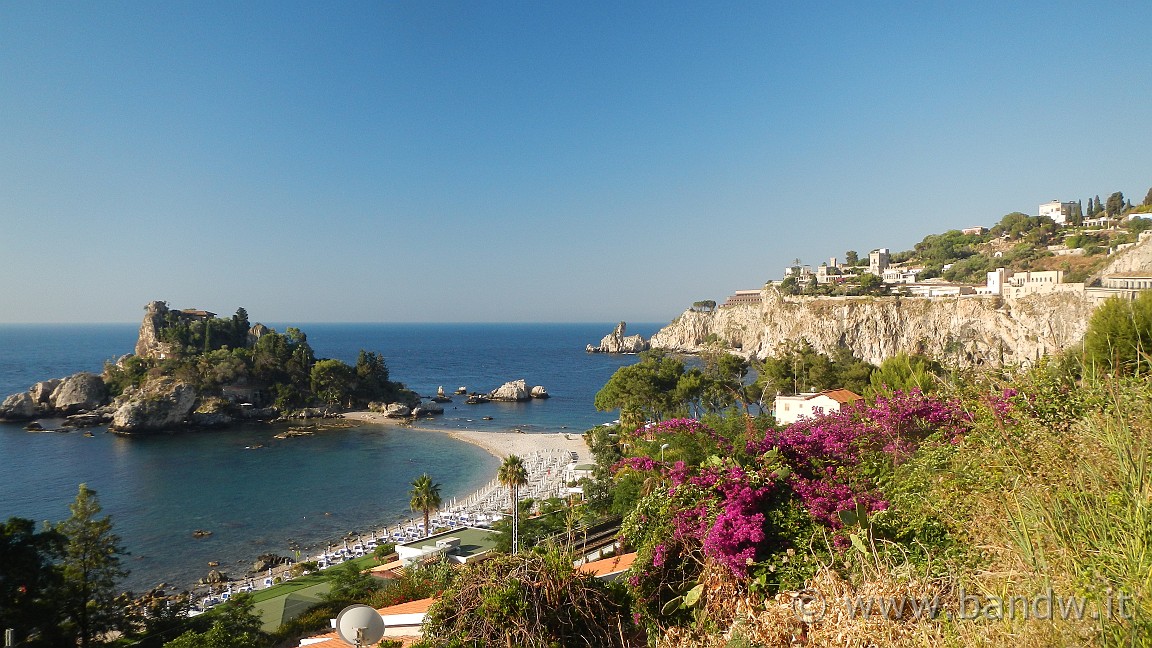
295 600 434 648
816 389 862 404
579 552 637 578
380 597 435 616
299 631 423 648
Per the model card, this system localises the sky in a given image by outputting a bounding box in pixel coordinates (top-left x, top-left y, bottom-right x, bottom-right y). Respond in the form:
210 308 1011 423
2 2 1151 324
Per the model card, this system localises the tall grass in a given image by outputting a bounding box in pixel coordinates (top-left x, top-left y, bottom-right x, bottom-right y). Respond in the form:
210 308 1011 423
1002 387 1152 646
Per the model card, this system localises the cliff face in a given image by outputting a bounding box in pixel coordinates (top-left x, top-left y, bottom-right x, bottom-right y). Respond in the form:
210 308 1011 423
649 289 1095 367
135 300 174 359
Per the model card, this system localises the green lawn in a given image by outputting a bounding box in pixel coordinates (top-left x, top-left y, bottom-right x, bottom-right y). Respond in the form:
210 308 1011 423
244 555 382 631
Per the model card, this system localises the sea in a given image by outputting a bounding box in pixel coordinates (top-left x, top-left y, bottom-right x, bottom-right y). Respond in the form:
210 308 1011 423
0 322 660 593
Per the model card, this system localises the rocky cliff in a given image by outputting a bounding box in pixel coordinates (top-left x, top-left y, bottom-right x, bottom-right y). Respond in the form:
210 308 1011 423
135 300 176 359
649 289 1096 367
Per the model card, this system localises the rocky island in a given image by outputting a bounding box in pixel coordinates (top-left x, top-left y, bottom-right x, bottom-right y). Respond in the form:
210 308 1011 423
0 301 420 432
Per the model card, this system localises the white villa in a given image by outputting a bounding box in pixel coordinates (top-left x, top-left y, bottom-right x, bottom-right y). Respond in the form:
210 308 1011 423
1040 200 1077 225
773 389 863 425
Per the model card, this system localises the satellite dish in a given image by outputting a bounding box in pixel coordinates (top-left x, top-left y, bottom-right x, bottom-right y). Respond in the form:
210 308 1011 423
335 604 386 647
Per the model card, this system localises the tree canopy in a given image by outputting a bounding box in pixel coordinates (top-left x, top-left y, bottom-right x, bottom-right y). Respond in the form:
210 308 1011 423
57 484 129 648
1083 292 1152 377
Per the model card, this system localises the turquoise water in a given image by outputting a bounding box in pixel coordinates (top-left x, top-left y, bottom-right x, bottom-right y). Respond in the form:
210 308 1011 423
0 322 659 591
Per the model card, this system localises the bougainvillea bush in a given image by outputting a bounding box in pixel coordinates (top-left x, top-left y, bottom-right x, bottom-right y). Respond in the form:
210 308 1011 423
616 391 972 631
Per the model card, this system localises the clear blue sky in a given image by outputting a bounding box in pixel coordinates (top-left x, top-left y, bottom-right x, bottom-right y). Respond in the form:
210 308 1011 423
2 2 1150 324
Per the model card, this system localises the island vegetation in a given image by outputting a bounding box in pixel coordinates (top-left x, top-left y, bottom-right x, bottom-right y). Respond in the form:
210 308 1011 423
107 306 416 412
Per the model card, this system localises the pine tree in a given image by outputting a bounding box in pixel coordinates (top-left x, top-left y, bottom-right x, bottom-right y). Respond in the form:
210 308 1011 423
57 484 128 648
1094 194 1104 215
1144 186 1152 207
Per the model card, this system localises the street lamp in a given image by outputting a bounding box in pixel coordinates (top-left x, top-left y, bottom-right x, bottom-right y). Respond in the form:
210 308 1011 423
660 443 669 463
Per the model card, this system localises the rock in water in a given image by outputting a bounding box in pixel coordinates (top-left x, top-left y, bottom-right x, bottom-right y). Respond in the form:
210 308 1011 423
413 401 444 417
488 379 531 402
0 392 42 420
586 322 650 354
383 403 411 418
530 385 550 399
50 372 108 414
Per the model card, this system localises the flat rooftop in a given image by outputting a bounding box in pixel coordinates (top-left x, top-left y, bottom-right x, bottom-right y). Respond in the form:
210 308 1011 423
396 526 499 560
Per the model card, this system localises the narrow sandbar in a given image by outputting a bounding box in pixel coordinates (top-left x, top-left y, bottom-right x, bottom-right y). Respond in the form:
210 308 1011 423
341 411 591 461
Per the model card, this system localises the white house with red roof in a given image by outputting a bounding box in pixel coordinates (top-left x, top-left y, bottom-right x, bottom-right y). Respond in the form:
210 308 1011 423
773 389 863 425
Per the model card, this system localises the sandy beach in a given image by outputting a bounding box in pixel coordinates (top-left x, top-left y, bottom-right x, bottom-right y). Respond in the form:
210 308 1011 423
342 411 592 462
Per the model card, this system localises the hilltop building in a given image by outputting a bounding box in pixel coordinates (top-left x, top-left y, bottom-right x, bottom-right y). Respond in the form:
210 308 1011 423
720 290 764 307
868 248 890 276
815 258 843 284
1039 200 1076 225
882 267 923 284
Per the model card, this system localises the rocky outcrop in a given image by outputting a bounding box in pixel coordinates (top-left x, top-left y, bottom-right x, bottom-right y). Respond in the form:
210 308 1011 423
135 301 176 359
0 392 41 420
382 403 411 418
1 373 110 421
488 379 531 402
530 385 550 399
412 401 444 417
252 554 291 573
247 323 270 346
1095 231 1152 278
50 373 107 414
587 322 650 354
650 288 1097 368
110 378 198 432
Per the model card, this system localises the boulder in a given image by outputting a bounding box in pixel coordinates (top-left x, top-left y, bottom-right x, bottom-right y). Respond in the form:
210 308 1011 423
191 411 233 427
30 379 63 404
488 379 531 402
50 373 108 414
413 401 444 417
383 403 411 418
0 392 42 420
252 554 290 572
530 385 550 399
587 322 650 354
110 378 198 432
64 413 104 428
200 569 229 584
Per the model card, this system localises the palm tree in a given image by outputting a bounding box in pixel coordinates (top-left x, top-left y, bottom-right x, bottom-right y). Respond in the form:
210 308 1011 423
409 473 442 538
497 454 529 553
